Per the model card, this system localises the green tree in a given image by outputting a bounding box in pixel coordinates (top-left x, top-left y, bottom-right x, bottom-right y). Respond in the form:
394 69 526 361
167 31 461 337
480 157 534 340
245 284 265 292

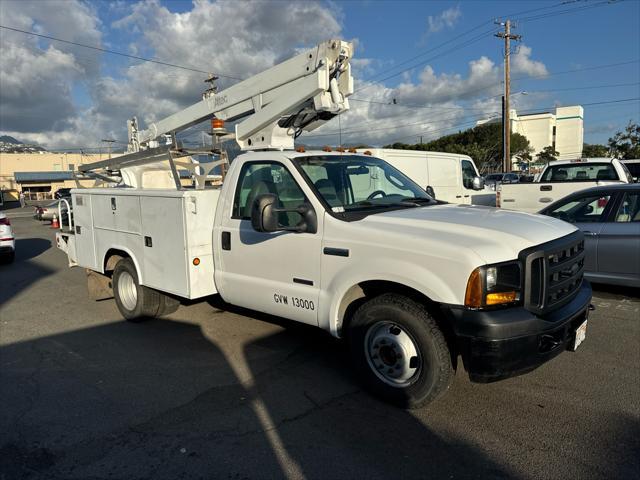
582 143 609 158
608 121 640 159
384 122 532 170
536 145 559 163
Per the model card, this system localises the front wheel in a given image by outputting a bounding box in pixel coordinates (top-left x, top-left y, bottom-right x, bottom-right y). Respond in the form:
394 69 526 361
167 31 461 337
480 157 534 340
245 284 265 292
347 293 453 409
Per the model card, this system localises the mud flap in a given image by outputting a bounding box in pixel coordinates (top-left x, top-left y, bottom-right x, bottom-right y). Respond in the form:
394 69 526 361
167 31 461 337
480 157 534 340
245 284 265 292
86 269 114 301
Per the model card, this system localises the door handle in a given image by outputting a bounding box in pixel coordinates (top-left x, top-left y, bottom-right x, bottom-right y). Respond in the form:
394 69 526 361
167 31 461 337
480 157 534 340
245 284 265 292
221 231 231 250
583 231 598 237
540 185 552 191
455 195 462 198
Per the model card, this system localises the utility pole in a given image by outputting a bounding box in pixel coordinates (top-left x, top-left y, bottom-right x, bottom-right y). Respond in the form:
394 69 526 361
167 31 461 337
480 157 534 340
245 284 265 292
101 139 116 160
495 19 521 172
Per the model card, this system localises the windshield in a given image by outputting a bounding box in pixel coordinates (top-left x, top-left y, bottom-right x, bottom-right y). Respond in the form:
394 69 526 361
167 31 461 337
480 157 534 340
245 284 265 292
294 155 435 213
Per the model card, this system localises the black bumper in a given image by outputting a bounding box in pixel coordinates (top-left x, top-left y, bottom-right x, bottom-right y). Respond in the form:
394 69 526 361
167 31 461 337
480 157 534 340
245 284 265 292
443 281 592 383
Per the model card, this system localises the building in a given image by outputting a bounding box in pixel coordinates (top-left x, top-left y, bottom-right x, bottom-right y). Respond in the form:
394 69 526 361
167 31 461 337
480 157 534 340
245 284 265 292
477 105 584 170
0 151 216 202
510 105 584 163
0 152 108 201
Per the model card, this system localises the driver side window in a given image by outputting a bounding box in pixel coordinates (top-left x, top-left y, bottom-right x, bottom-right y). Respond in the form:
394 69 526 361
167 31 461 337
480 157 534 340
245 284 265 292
548 194 611 223
232 162 307 227
461 160 477 189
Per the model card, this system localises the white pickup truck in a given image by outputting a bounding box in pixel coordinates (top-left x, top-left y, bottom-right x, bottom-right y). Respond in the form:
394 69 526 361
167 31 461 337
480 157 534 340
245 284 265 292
498 158 632 213
57 150 593 408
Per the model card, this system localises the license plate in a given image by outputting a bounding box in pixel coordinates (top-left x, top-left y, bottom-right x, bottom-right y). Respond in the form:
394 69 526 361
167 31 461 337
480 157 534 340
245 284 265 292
571 319 588 351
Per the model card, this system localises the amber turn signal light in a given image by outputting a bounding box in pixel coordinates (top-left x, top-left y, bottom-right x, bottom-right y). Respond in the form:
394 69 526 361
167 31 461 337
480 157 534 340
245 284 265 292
486 291 517 305
464 267 483 308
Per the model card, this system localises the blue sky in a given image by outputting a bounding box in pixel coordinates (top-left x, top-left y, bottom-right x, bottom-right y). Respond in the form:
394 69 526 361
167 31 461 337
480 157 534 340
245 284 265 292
0 0 638 150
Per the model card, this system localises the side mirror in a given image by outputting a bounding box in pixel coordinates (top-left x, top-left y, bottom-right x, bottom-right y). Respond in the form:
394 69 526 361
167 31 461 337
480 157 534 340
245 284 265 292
472 176 485 190
251 193 317 234
425 186 436 199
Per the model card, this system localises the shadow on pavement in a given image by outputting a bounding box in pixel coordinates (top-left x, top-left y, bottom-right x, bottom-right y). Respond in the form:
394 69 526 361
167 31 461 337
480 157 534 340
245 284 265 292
591 282 640 299
0 238 53 307
0 315 521 480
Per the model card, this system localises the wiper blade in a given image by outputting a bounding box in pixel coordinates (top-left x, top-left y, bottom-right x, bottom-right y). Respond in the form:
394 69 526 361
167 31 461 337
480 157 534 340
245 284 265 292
401 196 432 203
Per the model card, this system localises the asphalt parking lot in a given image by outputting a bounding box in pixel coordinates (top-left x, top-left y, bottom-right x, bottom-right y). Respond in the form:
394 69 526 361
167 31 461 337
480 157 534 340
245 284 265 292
1 209 639 480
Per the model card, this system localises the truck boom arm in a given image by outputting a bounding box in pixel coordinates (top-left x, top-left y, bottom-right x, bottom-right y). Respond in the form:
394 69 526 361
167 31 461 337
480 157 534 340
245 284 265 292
130 39 354 152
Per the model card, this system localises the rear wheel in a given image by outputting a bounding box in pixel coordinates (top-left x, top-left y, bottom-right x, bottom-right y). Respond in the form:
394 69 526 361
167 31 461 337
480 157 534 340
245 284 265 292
347 293 453 409
112 258 162 322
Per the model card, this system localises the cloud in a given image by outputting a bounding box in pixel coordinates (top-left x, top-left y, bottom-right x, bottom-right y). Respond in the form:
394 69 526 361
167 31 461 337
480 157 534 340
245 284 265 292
0 0 343 148
427 6 461 34
511 45 548 78
0 0 101 136
0 0 550 149
393 56 502 105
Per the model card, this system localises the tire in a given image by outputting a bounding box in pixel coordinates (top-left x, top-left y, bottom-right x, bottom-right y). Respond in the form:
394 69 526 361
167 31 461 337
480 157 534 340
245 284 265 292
347 293 453 409
112 258 162 322
0 252 15 264
158 293 180 316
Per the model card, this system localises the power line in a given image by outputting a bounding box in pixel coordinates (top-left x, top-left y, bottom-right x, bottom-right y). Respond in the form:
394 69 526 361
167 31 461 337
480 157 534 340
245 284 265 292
512 0 624 22
303 97 640 141
0 24 243 80
353 28 498 97
353 0 624 98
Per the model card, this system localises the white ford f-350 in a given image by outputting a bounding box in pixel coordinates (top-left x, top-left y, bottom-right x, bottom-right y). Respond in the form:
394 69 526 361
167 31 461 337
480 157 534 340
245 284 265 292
55 38 592 408
57 150 593 408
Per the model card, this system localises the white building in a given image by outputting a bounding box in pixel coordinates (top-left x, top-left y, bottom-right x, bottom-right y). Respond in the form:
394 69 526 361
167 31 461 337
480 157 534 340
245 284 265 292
477 105 584 169
510 105 584 162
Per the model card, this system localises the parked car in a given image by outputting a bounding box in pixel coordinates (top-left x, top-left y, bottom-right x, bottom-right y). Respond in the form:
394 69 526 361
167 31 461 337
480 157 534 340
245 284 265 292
54 188 72 199
539 184 640 287
621 159 640 182
484 172 519 190
0 212 15 264
35 199 72 222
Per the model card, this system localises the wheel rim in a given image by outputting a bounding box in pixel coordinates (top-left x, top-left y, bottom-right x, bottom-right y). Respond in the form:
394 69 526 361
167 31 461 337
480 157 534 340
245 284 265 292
118 271 138 312
364 321 421 388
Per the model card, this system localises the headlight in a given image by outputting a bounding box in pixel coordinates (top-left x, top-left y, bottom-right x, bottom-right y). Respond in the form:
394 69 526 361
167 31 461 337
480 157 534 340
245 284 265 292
464 261 522 308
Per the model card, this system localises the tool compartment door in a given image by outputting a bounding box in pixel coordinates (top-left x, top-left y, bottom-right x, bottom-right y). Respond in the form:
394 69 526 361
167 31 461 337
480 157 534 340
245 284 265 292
71 193 97 269
140 196 189 297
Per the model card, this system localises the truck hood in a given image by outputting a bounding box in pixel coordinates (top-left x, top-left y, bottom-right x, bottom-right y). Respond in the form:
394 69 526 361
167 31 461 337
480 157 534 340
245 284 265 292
358 204 577 264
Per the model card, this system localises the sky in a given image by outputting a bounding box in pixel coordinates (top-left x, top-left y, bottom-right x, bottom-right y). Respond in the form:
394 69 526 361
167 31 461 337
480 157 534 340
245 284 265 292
0 0 638 152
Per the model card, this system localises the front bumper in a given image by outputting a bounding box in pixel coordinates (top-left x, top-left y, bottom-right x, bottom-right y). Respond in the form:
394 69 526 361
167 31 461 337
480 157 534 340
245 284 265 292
443 281 592 383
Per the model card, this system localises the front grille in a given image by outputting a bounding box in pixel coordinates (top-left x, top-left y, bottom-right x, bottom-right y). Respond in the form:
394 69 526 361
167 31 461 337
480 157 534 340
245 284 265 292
521 232 585 316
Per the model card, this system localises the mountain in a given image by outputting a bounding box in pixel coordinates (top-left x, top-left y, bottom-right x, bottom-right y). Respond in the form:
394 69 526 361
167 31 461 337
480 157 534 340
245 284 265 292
0 136 47 153
0 135 22 144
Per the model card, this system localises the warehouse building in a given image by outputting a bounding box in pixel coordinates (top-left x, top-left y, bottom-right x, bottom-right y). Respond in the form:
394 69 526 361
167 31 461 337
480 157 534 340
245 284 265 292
0 153 105 201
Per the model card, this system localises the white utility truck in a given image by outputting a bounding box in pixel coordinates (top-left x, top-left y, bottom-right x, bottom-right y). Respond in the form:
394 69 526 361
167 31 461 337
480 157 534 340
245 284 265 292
56 39 592 408
498 158 632 213
356 148 495 206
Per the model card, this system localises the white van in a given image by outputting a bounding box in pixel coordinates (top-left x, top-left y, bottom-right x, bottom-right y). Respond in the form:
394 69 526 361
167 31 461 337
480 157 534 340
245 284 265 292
357 149 495 205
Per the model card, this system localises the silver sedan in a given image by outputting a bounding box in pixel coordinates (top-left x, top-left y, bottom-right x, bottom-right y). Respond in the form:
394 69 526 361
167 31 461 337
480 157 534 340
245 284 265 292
539 184 640 287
